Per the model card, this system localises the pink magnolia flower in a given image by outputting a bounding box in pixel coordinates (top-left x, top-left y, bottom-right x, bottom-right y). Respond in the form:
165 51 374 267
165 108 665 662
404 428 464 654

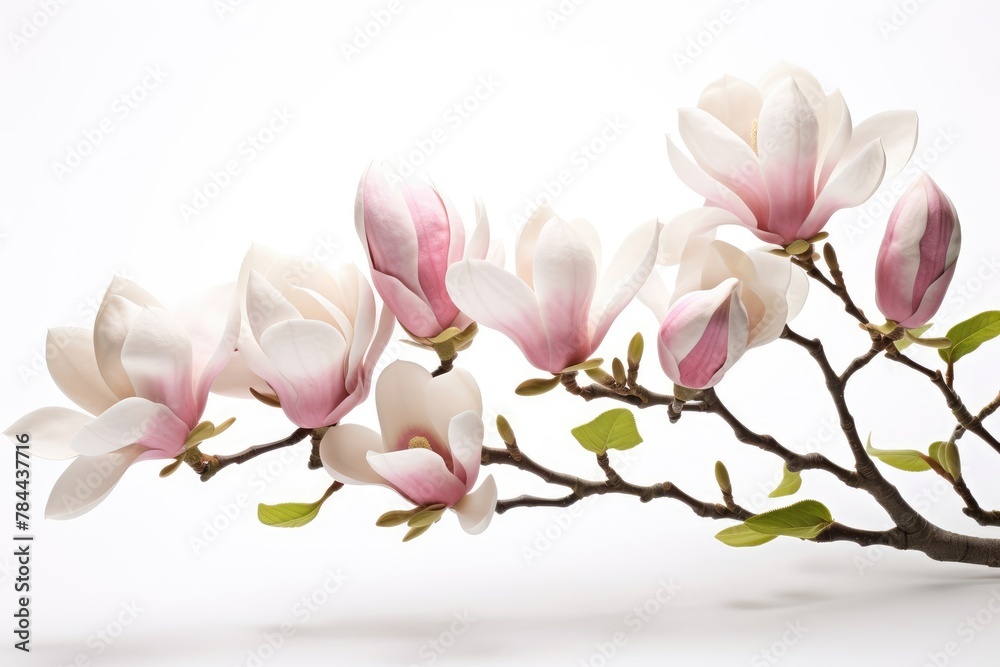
319 360 496 535
212 245 395 429
643 232 808 350
355 162 502 340
657 278 749 390
875 174 961 329
667 63 918 246
446 205 663 374
4 278 238 519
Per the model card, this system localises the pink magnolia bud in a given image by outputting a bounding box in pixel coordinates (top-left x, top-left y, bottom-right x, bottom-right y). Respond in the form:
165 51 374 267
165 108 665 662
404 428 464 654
657 278 749 390
875 174 961 329
356 163 493 339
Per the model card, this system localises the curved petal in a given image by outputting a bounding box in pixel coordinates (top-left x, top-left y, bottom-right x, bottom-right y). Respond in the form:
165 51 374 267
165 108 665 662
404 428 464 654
319 423 386 485
447 410 484 488
5 407 92 460
696 74 762 146
657 207 743 266
665 135 759 230
758 62 827 117
371 268 441 338
757 79 820 243
46 327 119 415
532 218 597 370
452 475 497 535
899 263 956 329
210 346 271 398
677 107 769 222
466 198 491 261
120 307 197 427
245 271 303 342
637 270 672 324
375 361 436 452
816 90 853 191
93 294 142 399
590 220 662 350
800 139 886 240
404 177 460 328
70 396 189 457
259 320 349 429
446 259 551 371
515 204 558 287
367 448 467 507
840 110 918 179
45 443 146 520
425 368 482 444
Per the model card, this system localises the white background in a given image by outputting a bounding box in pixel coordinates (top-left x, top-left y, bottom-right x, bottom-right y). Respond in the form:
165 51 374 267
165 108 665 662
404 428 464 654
4 1 1000 665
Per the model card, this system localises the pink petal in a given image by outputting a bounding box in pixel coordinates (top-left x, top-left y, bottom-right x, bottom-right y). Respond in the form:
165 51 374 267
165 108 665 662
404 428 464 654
446 259 551 370
800 139 886 240
371 268 442 338
120 307 197 428
532 218 597 371
757 80 820 243
366 448 467 507
447 411 484 488
665 136 759 231
70 397 190 457
258 320 349 429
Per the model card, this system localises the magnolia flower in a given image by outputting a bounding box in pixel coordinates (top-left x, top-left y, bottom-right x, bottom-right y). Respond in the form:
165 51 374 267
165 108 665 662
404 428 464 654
875 174 961 329
211 246 395 430
446 205 663 374
356 162 502 343
4 278 237 519
667 62 918 246
319 360 496 535
644 233 808 350
657 279 749 390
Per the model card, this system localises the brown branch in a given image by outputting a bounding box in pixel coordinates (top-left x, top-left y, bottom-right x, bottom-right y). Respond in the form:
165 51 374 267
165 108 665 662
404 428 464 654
431 355 455 377
191 427 311 481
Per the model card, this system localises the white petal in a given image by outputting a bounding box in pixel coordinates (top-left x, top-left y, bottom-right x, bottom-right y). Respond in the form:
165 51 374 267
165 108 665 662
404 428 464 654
590 220 662 349
452 475 497 535
666 135 758 229
319 424 386 485
245 271 303 342
800 139 886 240
93 294 142 398
70 397 189 457
45 443 146 520
366 448 467 507
446 410 484 487
696 74 762 146
445 260 551 370
375 360 436 451
46 327 119 415
816 90 853 191
840 110 918 179
5 407 92 460
515 205 559 287
426 369 482 445
466 198 491 261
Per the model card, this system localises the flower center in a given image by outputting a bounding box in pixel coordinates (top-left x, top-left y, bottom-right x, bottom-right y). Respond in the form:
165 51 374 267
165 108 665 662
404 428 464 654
750 119 759 155
408 435 432 450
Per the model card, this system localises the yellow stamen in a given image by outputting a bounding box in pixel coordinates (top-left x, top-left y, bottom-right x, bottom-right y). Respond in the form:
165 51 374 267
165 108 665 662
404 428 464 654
750 119 759 155
408 436 431 450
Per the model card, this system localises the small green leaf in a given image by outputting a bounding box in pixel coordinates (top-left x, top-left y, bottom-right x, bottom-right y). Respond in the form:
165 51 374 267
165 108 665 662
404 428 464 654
570 408 643 454
940 311 1000 364
376 509 416 527
784 239 811 255
158 459 183 478
561 358 604 373
428 327 462 344
894 324 932 351
407 504 447 528
930 441 961 480
866 434 932 472
769 465 802 498
211 417 237 437
515 376 561 396
584 367 614 384
715 524 777 548
743 500 834 539
184 421 215 449
249 387 281 407
496 415 516 446
403 523 433 542
258 501 324 528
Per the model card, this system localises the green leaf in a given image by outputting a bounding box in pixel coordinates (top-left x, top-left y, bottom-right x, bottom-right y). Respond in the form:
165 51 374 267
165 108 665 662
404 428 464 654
929 440 961 480
584 367 614 384
627 333 644 368
515 376 561 396
612 358 626 385
715 524 777 548
561 358 604 373
258 484 339 528
743 500 834 539
894 324 932 351
570 408 642 454
865 434 932 472
158 459 183 478
769 465 802 498
939 311 1000 364
258 501 324 528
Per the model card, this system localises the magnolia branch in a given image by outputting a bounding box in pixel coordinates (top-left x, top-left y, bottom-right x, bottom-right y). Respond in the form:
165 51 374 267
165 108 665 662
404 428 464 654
189 427 312 481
